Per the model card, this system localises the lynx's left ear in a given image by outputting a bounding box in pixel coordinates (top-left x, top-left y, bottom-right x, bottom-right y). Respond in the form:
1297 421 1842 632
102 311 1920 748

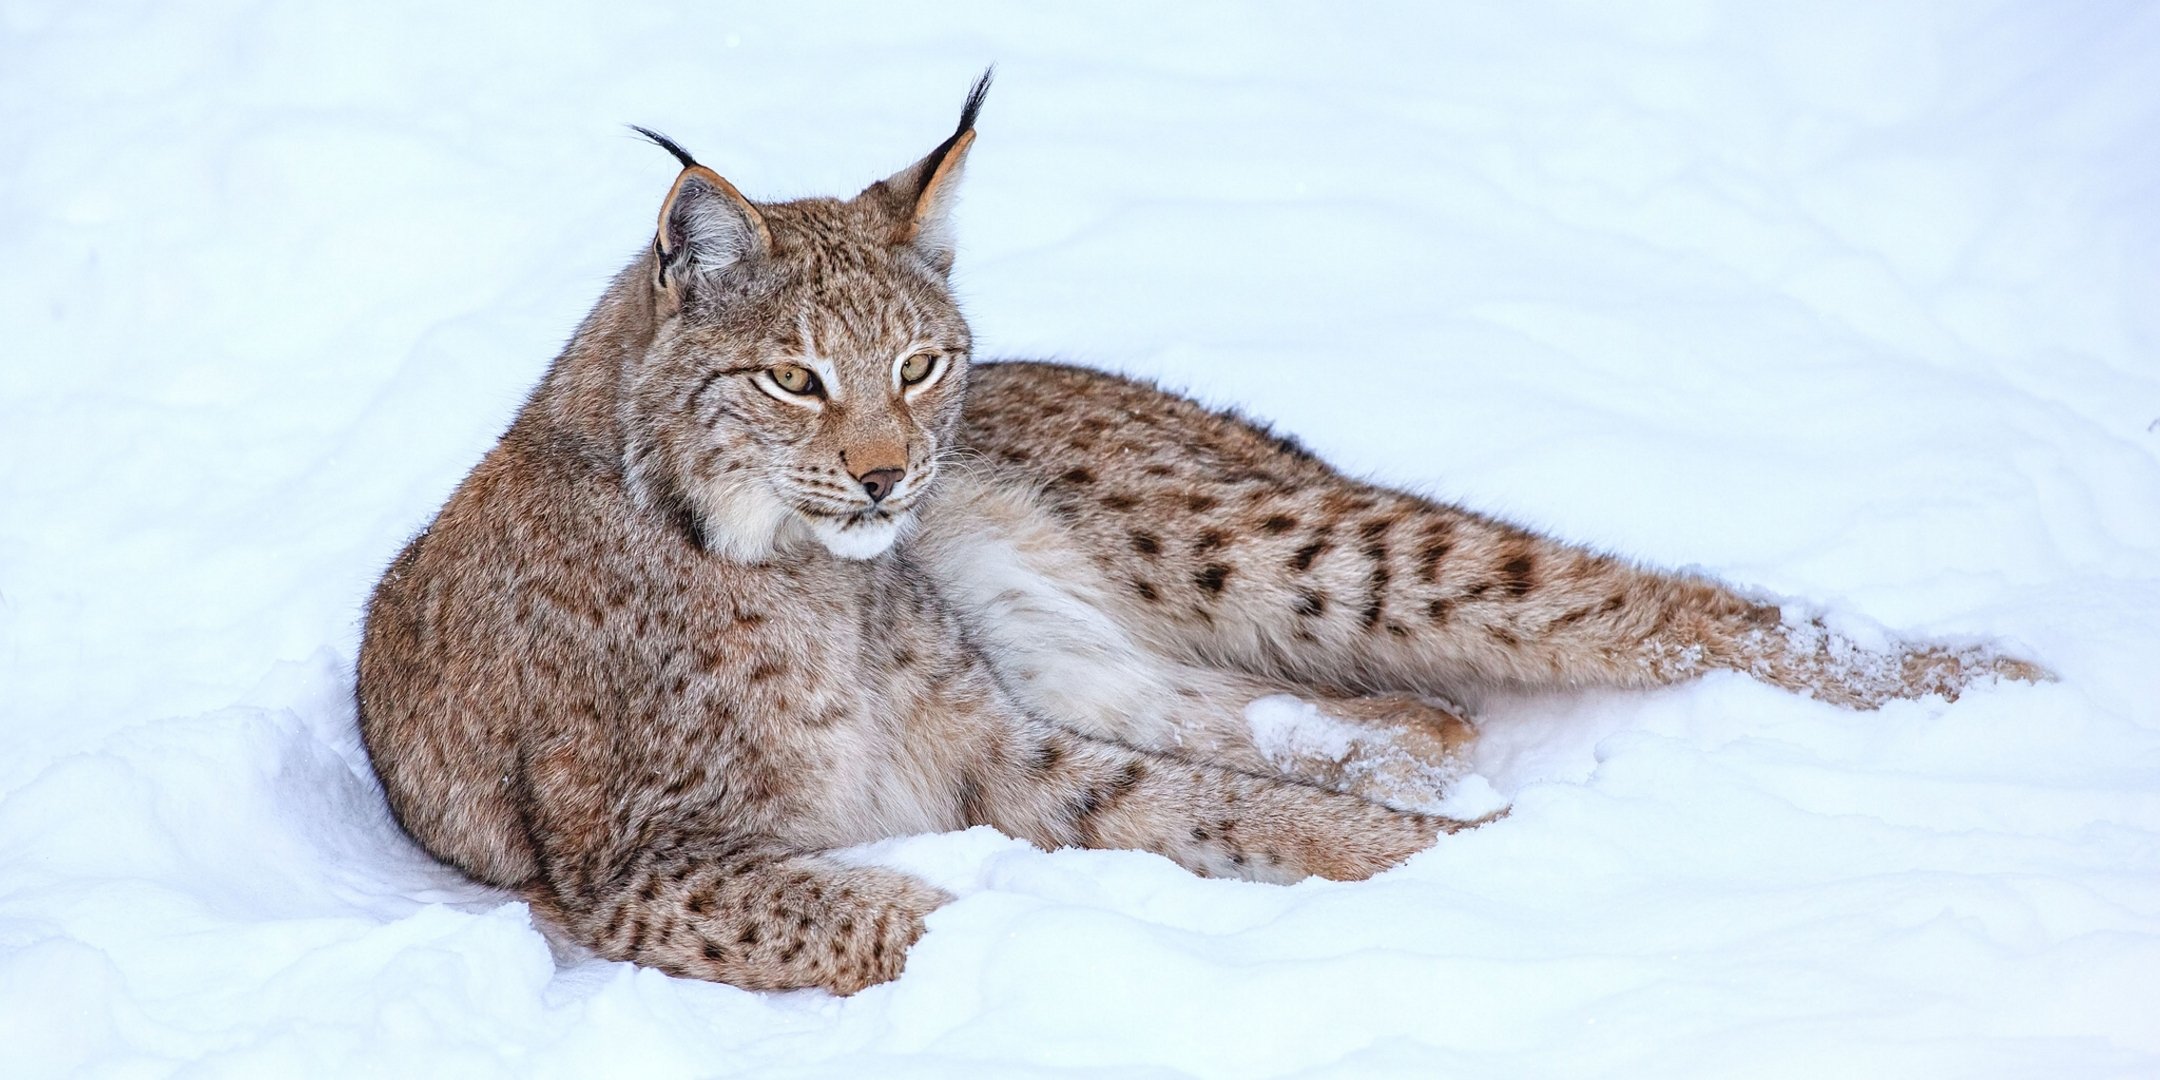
632 126 771 296
859 69 991 275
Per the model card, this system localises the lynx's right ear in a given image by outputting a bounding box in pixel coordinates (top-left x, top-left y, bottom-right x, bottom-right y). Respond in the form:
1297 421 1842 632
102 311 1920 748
632 127 771 295
857 69 991 275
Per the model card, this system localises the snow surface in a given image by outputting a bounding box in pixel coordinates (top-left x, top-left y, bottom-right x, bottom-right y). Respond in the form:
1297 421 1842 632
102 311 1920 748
5 2 2159 1076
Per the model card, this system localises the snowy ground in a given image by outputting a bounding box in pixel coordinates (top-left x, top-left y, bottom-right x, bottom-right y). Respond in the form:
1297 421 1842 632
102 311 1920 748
5 2 2159 1076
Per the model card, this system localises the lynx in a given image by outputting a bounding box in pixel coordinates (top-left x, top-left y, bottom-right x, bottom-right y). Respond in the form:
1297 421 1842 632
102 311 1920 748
356 75 2042 994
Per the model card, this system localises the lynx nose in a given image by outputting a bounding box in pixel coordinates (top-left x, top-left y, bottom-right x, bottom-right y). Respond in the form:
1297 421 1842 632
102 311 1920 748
856 468 905 504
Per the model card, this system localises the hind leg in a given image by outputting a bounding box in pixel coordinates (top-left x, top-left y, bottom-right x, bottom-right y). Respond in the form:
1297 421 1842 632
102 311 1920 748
964 720 1473 884
1077 662 1481 813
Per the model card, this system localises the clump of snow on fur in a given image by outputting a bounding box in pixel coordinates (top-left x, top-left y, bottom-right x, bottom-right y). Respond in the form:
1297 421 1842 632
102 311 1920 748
1246 694 1361 763
1245 695 1481 815
1429 772 1508 821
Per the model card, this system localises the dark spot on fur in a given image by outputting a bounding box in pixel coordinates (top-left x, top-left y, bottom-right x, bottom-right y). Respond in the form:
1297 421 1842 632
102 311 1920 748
1195 529 1228 553
1142 463 1177 478
1426 598 1452 622
1362 556 1391 630
1186 494 1220 513
955 774 987 824
738 925 761 946
1319 491 1375 515
1030 740 1066 774
1551 606 1594 629
1261 514 1298 534
1133 579 1160 602
1489 626 1521 647
1131 532 1162 557
1419 539 1453 581
1357 518 1393 541
1196 564 1231 595
1068 761 1148 836
1060 467 1095 485
1291 540 1330 572
746 661 783 683
1500 554 1538 597
1295 589 1328 618
702 940 725 962
1102 494 1139 511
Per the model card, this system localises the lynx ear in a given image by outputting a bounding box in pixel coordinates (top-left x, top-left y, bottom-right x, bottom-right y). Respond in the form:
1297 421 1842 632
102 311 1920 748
860 70 990 275
633 127 771 292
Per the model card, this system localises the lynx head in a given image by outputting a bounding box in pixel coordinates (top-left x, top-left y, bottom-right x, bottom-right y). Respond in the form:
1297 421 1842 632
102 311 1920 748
618 74 988 563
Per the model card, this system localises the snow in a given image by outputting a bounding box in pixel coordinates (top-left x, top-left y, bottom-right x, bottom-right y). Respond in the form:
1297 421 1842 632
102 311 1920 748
5 1 2158 1076
1247 695 1364 764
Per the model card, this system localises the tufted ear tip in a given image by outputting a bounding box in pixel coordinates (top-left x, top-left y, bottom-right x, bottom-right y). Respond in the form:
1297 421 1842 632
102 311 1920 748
861 69 992 274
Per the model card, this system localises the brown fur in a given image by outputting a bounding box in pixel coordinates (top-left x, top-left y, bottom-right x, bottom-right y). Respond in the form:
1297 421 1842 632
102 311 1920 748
357 80 2043 995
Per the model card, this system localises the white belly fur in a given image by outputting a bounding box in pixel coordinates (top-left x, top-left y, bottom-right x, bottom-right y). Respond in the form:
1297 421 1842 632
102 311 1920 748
909 469 1182 748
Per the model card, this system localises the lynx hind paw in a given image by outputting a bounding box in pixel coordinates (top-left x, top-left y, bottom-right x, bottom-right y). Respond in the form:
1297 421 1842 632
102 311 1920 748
1246 693 1481 813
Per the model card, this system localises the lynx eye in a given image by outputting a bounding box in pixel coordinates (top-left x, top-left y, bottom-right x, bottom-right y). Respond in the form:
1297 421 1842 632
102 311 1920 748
898 353 940 386
768 363 821 396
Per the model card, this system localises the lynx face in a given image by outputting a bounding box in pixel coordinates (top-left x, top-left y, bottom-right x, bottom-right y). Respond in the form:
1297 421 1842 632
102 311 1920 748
620 103 981 562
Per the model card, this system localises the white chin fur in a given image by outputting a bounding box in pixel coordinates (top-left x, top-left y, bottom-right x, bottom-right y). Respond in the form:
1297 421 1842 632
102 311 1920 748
808 512 906 560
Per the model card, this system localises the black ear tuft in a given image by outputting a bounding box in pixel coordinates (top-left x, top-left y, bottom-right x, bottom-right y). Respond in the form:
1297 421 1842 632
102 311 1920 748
629 125 700 171
955 67 993 138
915 68 992 185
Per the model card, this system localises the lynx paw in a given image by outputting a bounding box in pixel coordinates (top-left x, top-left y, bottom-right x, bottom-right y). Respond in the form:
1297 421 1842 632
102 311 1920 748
1246 693 1478 812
